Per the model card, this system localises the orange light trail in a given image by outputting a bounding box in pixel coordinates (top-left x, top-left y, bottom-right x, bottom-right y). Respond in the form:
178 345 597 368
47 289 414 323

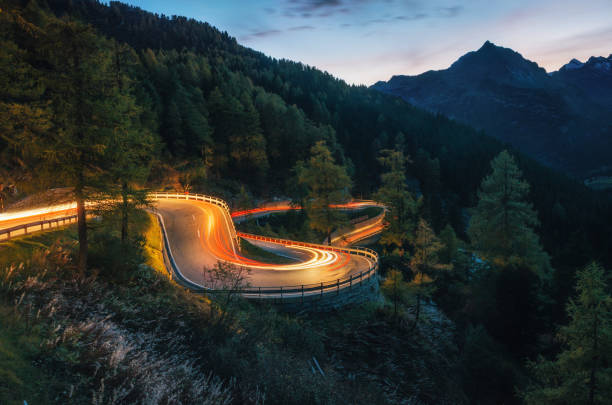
0 196 381 287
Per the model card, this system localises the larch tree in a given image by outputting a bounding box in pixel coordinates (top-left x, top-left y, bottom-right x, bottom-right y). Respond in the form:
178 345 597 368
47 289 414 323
381 269 411 319
31 21 123 271
106 41 156 243
522 262 612 405
468 150 551 278
408 218 452 327
0 8 51 193
298 140 352 245
373 149 420 253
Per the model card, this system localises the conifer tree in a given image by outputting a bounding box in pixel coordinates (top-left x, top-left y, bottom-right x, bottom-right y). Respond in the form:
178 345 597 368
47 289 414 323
439 224 459 264
106 41 156 243
468 150 551 277
523 262 612 405
40 21 121 271
0 9 51 191
298 141 352 244
409 218 452 327
381 269 410 318
373 149 420 251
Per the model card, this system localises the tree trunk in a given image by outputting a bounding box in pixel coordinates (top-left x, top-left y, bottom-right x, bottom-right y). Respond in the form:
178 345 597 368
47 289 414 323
393 288 398 318
76 193 87 273
588 311 599 405
121 181 128 243
413 293 421 329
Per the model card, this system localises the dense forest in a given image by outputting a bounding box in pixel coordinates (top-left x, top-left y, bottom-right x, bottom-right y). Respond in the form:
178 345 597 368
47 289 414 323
1 0 612 404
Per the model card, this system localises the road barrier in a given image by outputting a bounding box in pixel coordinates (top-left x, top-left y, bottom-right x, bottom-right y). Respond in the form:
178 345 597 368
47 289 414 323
0 192 381 302
149 192 240 247
0 215 78 241
235 231 378 298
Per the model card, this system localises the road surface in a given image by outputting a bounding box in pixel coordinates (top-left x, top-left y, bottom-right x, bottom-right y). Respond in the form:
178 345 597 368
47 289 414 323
0 194 383 291
155 199 373 288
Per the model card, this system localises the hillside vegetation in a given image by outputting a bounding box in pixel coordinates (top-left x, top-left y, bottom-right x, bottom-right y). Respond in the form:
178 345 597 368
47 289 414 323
1 0 612 404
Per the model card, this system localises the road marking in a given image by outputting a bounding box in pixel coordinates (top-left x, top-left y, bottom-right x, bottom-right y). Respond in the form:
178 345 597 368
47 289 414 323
192 214 195 221
197 229 200 238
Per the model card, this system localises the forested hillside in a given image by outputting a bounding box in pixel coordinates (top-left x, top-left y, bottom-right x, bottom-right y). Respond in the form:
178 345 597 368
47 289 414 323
4 0 608 290
1 1 612 403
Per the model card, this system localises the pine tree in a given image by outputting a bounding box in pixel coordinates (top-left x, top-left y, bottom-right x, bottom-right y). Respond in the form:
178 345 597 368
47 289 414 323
106 41 156 243
522 262 612 405
439 224 459 264
468 150 551 277
38 21 122 272
298 141 352 245
409 218 452 327
0 9 51 192
236 185 253 211
373 149 420 251
381 269 410 318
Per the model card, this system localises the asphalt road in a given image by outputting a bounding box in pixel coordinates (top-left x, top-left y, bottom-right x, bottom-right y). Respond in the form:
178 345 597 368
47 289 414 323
155 199 373 288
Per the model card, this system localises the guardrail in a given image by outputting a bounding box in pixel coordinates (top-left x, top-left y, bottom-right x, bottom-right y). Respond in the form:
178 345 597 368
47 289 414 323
235 231 378 298
0 192 380 300
0 215 78 241
151 194 379 298
149 192 239 247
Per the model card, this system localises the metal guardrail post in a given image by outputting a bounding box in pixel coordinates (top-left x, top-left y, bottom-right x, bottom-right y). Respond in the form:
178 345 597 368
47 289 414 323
301 285 304 303
337 279 340 294
320 282 323 297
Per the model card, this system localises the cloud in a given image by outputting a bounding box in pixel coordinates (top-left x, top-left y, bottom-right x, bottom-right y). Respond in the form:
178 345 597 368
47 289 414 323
438 5 463 18
288 25 316 31
240 25 315 42
282 0 373 18
531 25 612 70
395 13 428 21
240 29 283 41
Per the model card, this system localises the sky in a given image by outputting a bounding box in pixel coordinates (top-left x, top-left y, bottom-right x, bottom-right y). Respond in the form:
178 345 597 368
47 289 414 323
120 0 612 85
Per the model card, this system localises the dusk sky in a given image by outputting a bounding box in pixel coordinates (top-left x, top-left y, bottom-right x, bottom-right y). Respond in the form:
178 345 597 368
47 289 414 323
120 0 612 85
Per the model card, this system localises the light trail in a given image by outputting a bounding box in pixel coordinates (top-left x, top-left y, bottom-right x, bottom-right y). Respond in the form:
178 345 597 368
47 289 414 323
0 202 77 222
0 194 383 289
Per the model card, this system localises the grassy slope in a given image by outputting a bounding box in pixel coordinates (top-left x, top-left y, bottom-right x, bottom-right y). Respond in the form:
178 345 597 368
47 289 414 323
0 228 76 404
0 306 56 404
239 238 297 264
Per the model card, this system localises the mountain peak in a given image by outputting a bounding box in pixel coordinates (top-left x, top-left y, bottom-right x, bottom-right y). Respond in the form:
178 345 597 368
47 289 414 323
448 41 548 86
478 40 503 51
560 58 584 71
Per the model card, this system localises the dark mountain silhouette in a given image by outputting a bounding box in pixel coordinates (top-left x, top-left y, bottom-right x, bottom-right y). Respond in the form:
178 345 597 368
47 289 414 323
373 41 612 178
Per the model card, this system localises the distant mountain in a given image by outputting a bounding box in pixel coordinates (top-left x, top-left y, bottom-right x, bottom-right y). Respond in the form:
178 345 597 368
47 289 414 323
372 41 612 178
553 54 612 109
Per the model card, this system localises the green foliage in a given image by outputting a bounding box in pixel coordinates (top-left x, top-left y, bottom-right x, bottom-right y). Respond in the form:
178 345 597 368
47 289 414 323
439 223 459 264
238 238 295 265
408 218 452 326
373 149 420 251
298 141 352 244
461 324 522 404
522 262 612 405
236 185 253 211
468 150 551 277
381 269 411 317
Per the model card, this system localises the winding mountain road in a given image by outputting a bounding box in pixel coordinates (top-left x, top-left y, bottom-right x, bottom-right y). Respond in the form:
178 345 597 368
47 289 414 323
1 193 384 294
